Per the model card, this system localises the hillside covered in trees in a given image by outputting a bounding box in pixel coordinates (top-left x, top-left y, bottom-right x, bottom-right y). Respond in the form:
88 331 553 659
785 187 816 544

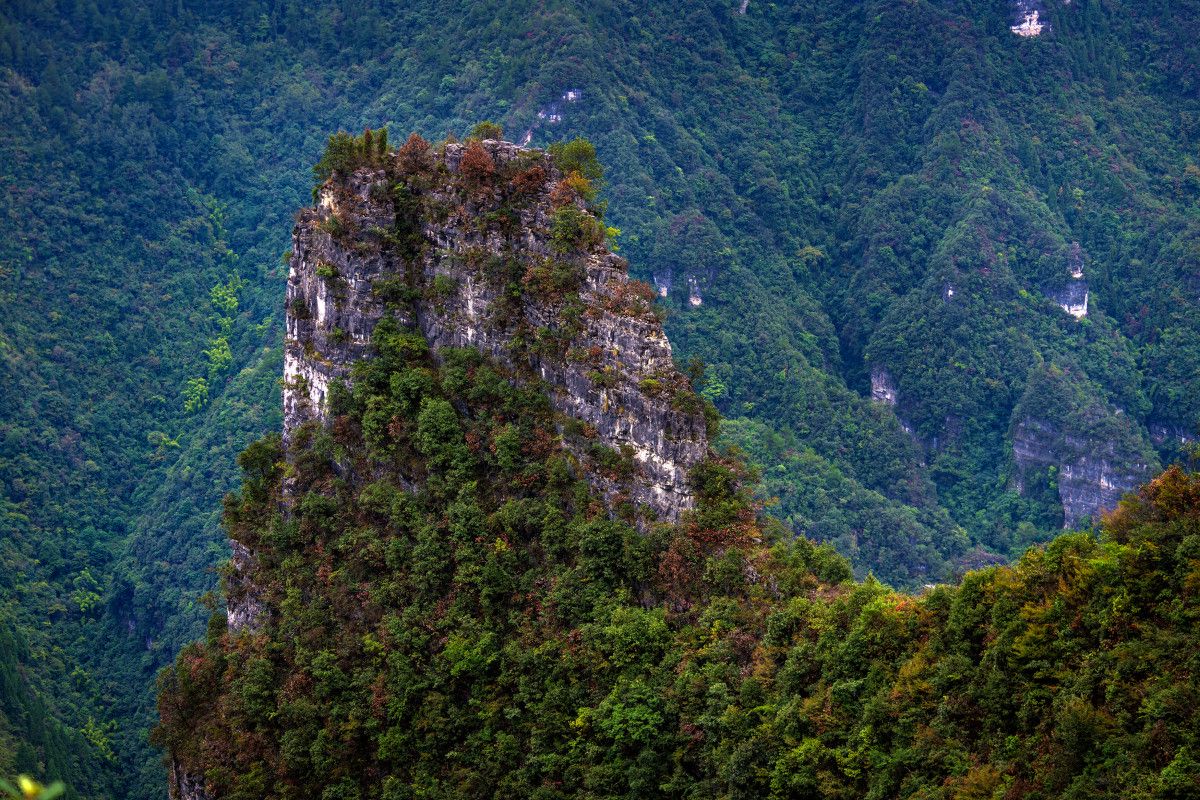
159 314 1200 799
157 139 1200 799
1 0 1199 797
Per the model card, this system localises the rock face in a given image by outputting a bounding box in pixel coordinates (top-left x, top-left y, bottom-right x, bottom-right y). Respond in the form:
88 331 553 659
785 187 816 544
168 758 211 800
1012 418 1152 528
870 366 898 407
224 540 265 634
1008 361 1159 529
283 139 708 520
1011 0 1048 36
1048 242 1088 319
1148 420 1197 449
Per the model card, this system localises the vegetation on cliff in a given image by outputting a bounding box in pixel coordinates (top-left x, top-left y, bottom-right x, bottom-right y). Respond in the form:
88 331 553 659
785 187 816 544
156 310 1200 797
2 1 1200 796
159 149 1200 795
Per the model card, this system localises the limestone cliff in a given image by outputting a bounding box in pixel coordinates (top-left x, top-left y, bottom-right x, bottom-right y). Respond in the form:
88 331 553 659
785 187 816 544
226 137 710 642
1047 242 1089 319
222 137 711 640
168 758 210 800
1010 0 1049 37
1010 363 1158 528
869 366 898 407
283 138 708 517
1012 419 1151 528
183 138 715 798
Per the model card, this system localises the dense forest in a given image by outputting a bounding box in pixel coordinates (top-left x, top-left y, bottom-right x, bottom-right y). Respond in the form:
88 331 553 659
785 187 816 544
1 0 1199 797
155 135 1200 798
159 323 1200 799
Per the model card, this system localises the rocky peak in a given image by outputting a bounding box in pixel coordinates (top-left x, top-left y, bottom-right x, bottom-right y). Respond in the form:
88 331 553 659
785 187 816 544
196 136 713 798
283 136 709 523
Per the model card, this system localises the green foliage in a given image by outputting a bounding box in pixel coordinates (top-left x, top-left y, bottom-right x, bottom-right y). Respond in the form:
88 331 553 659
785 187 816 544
158 326 1200 799
549 206 604 254
312 128 390 186
0 777 65 800
522 256 584 300
430 274 456 297
548 138 603 185
4 2 1200 797
467 121 503 141
721 417 968 586
204 337 233 380
317 214 346 237
317 135 357 187
183 377 210 413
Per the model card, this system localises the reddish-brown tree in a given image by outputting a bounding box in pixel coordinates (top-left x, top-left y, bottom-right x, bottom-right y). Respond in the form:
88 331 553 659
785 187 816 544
396 132 432 174
459 141 496 189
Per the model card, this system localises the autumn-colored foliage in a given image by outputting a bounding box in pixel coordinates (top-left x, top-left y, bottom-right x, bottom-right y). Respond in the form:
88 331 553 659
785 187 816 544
511 164 547 197
1105 464 1200 540
396 132 432 175
549 171 595 207
600 278 658 319
521 256 583 300
157 318 1200 798
458 141 496 188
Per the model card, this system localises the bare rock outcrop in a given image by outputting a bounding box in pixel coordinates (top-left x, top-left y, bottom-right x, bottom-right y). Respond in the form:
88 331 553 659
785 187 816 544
168 757 211 800
281 139 708 521
1010 363 1158 528
1047 242 1088 319
1012 418 1151 528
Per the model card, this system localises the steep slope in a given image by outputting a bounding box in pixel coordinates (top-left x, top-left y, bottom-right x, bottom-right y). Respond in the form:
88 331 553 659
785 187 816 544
3 2 1200 794
281 138 708 524
156 140 1200 798
159 135 734 797
831 3 1148 538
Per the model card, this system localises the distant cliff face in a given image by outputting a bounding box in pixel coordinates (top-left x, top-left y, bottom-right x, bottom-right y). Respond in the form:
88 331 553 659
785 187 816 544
869 349 1157 530
1010 0 1049 37
1046 242 1088 319
1012 418 1152 528
283 138 708 521
1009 363 1158 529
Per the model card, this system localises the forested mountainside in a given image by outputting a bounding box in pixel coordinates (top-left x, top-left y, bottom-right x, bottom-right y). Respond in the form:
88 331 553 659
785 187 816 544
156 139 1200 799
1 0 1199 796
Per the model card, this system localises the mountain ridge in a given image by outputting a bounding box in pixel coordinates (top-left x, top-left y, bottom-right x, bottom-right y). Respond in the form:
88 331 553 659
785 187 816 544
2 2 1200 795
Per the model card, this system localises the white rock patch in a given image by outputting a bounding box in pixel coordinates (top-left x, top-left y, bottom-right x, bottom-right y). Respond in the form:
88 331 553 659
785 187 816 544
1062 291 1088 319
1012 10 1045 36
